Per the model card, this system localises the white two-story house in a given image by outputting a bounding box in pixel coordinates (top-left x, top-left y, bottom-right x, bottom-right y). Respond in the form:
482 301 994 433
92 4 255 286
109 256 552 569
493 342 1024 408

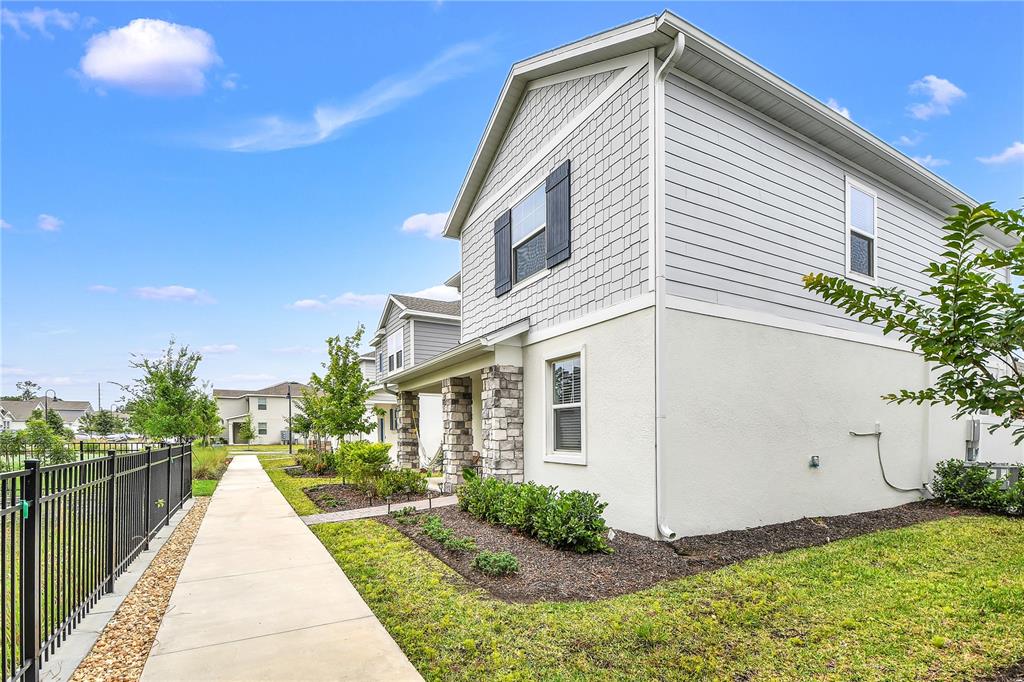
368 294 461 467
214 382 307 445
381 11 1022 539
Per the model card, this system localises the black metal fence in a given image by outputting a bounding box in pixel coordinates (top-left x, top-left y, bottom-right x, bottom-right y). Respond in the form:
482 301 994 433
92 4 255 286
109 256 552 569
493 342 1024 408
1 441 161 472
1 444 192 682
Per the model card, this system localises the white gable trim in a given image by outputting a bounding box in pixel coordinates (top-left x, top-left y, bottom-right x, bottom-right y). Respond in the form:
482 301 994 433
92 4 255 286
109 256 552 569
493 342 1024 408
374 295 408 335
525 51 646 93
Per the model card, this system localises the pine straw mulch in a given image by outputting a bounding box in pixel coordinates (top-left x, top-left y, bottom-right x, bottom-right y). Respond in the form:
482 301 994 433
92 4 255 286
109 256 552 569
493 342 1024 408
381 501 979 603
70 497 210 682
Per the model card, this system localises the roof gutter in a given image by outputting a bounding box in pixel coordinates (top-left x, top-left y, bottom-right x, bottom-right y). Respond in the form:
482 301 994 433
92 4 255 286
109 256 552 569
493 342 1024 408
652 32 686 541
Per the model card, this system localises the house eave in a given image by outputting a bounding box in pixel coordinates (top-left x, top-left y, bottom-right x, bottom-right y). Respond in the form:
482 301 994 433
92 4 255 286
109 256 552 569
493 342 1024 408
443 10 982 241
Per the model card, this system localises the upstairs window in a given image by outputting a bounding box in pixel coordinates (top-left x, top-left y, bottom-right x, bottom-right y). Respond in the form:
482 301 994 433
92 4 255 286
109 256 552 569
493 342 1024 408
845 178 878 281
257 397 267 410
511 185 547 283
387 330 404 371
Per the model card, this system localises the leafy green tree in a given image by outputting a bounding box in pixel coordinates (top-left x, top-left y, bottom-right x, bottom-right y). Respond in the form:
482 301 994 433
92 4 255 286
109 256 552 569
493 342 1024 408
80 409 128 436
121 339 214 442
22 417 73 464
31 407 73 439
804 203 1024 442
307 326 381 441
237 414 256 444
1 380 44 401
194 393 223 445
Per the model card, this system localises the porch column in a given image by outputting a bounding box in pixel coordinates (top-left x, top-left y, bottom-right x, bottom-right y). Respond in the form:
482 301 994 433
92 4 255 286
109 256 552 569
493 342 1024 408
441 376 474 492
481 365 524 482
396 391 420 468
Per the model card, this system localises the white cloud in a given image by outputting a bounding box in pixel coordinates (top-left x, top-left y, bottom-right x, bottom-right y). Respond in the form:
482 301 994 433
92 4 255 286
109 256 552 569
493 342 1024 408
37 214 63 231
911 154 950 169
1 366 34 377
894 132 925 147
977 141 1024 165
1 7 81 39
406 285 460 301
289 298 327 310
825 98 850 119
908 75 965 120
401 212 449 239
208 42 482 152
80 19 221 96
0 219 11 230
200 343 239 354
134 285 215 303
88 284 118 293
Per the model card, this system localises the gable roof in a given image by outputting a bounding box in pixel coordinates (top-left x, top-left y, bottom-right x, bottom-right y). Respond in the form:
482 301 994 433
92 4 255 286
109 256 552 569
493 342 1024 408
213 381 309 399
374 294 461 335
443 10 977 240
0 400 39 421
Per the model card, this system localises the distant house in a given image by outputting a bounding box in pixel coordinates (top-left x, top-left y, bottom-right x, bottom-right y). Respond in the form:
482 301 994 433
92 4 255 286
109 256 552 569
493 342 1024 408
213 382 307 445
0 399 93 432
367 294 462 467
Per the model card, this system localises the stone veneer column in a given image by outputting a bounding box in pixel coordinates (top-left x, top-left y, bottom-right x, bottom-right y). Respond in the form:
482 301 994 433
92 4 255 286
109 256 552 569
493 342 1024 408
441 376 474 492
395 391 419 469
481 365 524 483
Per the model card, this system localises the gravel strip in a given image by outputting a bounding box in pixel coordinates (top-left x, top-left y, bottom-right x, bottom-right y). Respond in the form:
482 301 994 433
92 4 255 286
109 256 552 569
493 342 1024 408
70 498 210 682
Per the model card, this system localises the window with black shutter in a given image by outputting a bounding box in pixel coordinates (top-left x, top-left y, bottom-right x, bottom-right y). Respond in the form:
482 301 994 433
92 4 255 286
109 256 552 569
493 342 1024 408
493 159 571 297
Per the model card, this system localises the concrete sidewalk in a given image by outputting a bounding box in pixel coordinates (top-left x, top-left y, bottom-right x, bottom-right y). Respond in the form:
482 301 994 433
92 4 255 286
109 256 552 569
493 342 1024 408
141 455 422 681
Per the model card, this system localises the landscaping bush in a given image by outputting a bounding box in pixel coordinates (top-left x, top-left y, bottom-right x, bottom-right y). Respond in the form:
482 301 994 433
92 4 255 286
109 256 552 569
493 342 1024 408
421 514 477 553
457 476 611 553
192 445 229 480
473 550 519 576
377 468 428 499
297 451 333 476
932 459 1024 515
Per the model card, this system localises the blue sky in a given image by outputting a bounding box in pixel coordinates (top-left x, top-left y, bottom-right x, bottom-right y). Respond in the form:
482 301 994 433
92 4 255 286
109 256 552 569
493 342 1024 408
2 1 1022 405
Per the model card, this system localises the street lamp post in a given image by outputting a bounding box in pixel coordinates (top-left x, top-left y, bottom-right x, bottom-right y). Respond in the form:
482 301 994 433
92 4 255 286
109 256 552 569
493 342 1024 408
43 389 57 420
287 383 294 455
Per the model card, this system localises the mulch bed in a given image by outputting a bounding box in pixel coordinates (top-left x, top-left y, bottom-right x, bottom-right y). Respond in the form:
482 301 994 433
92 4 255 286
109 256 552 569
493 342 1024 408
305 482 432 512
71 497 210 681
981 660 1024 681
381 501 981 603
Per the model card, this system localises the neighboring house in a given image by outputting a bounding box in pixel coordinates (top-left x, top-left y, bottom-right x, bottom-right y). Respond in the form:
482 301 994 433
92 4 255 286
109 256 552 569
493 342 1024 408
0 399 93 432
368 294 462 467
214 382 307 445
379 11 1023 539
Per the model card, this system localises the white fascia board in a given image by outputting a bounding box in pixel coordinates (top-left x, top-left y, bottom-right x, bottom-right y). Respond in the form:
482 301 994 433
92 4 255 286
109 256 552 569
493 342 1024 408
398 310 461 323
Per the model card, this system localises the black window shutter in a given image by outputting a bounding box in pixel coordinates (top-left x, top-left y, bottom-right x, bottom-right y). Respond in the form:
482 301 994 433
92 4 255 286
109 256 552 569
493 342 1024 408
546 160 571 268
494 209 512 297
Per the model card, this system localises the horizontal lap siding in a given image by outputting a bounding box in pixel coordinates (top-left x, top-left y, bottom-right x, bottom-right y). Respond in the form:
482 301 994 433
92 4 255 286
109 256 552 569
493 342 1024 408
375 307 410 380
664 73 951 334
413 321 460 365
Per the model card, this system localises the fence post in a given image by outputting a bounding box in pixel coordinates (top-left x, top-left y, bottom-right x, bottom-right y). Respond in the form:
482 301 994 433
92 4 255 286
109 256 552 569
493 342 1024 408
106 451 116 593
79 441 84 461
21 459 42 682
143 447 153 550
165 444 172 530
179 440 187 503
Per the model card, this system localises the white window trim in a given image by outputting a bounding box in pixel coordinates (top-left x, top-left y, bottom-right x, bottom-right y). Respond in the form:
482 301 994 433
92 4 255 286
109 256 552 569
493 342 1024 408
257 397 267 410
257 422 268 435
844 176 879 284
544 344 587 465
510 183 547 285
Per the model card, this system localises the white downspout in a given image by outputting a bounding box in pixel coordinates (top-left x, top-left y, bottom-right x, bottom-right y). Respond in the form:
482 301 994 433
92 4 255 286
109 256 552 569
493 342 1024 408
653 32 686 540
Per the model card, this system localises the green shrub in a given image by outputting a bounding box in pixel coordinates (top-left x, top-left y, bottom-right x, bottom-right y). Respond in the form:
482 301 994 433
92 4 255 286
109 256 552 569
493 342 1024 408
457 477 611 553
377 468 428 499
421 514 477 552
296 451 332 475
473 550 519 576
932 459 1011 513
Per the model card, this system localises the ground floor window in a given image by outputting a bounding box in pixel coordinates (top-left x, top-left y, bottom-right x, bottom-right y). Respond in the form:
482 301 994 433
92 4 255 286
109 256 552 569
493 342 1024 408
389 408 399 432
547 349 585 464
257 422 267 435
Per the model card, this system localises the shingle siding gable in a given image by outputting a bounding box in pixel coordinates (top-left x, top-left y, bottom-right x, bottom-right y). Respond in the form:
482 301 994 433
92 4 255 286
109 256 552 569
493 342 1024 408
461 66 650 340
475 68 622 210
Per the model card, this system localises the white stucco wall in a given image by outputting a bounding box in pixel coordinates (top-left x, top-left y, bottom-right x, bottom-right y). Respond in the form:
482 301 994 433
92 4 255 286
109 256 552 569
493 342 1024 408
661 307 1024 537
218 395 302 445
522 307 656 536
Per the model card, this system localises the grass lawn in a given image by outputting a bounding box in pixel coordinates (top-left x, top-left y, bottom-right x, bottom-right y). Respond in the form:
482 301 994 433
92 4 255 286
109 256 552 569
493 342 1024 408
259 455 346 516
313 515 1024 681
192 479 218 496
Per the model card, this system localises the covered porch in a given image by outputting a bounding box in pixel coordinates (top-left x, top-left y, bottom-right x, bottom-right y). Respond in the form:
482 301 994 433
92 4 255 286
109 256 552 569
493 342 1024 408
385 322 528 492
